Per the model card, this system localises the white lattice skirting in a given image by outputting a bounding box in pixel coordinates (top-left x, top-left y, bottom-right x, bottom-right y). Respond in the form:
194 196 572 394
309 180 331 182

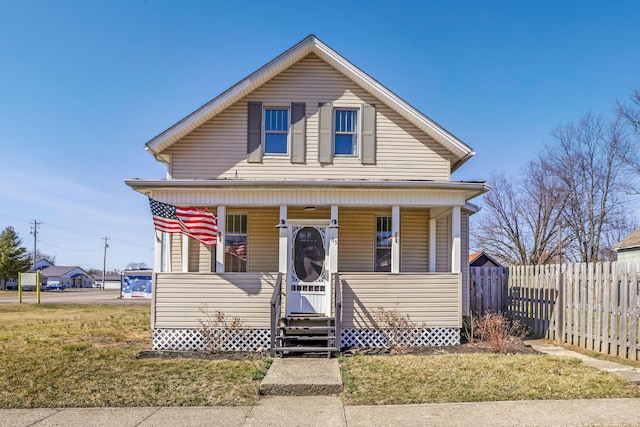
341 328 460 348
153 327 460 351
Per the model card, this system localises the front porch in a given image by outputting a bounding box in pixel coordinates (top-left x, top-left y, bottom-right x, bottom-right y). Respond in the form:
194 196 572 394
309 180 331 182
150 271 462 353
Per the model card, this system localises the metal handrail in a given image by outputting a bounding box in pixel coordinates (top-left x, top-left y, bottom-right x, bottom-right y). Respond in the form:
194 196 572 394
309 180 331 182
270 273 283 357
334 272 342 352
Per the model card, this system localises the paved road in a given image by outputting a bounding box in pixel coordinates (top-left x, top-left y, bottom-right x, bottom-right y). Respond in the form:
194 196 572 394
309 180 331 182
0 289 150 305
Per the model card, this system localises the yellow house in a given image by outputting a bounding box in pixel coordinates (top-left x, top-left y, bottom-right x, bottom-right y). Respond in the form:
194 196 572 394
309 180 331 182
126 35 489 356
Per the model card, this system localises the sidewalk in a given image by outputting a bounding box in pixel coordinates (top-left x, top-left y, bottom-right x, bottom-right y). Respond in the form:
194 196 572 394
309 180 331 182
3 397 640 427
2 342 640 426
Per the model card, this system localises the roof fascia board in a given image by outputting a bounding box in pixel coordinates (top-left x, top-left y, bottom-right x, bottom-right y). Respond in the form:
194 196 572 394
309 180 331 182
145 37 315 153
312 39 472 159
145 35 474 167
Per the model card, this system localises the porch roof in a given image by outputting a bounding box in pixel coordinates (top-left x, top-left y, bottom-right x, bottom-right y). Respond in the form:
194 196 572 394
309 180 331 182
125 178 490 205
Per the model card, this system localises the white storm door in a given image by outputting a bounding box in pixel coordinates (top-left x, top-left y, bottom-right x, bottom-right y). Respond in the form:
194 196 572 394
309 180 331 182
286 224 330 315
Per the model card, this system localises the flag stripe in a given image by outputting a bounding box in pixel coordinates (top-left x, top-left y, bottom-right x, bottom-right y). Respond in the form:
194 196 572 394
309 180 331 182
149 198 218 246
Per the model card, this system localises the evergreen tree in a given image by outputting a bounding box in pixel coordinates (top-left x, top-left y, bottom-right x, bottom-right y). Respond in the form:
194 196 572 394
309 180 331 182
0 226 32 288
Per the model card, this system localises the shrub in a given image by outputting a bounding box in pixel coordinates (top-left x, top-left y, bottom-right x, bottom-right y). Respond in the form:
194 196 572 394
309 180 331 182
473 312 528 354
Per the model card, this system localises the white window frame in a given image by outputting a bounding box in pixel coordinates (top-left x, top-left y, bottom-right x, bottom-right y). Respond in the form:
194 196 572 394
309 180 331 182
334 107 359 157
263 106 290 156
375 215 392 272
225 213 249 272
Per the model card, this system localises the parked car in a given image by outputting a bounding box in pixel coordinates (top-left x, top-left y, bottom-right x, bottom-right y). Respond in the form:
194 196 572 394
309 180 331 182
42 283 65 291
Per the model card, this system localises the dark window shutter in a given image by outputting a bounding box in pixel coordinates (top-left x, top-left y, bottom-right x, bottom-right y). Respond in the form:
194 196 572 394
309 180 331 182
247 101 262 163
361 103 376 165
291 102 306 164
318 102 333 163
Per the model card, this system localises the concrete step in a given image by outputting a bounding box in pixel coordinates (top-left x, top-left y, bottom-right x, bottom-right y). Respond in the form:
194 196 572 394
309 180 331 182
272 346 338 353
259 358 343 396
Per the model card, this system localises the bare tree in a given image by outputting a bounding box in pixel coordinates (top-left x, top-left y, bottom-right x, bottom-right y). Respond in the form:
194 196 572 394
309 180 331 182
471 157 565 266
617 88 640 177
544 114 632 263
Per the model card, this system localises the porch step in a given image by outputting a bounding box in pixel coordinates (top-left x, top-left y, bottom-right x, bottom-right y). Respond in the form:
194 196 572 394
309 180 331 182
273 315 338 358
272 346 339 354
283 316 334 322
282 336 332 342
280 326 333 332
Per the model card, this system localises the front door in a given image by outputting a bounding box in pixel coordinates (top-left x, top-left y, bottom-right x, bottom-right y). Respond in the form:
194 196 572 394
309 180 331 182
286 223 330 315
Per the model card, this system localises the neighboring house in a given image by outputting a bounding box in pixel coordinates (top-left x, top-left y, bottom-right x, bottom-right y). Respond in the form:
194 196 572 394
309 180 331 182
93 273 122 290
126 35 489 356
613 228 640 267
469 251 502 268
39 266 95 288
33 259 54 271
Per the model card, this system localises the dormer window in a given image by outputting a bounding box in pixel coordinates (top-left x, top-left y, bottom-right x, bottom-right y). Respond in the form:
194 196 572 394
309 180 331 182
264 108 289 155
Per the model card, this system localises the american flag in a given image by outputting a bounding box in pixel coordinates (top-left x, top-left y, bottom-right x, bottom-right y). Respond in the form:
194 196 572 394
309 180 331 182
149 198 218 246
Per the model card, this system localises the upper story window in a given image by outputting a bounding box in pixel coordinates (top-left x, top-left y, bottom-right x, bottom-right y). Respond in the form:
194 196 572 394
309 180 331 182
334 109 358 155
264 108 289 155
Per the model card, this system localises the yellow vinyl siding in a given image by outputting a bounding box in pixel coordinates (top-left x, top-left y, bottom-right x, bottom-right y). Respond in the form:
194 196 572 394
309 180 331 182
166 54 451 181
435 214 451 272
461 212 470 316
338 207 390 272
170 234 182 272
154 272 276 328
246 207 279 272
340 273 461 328
401 208 429 272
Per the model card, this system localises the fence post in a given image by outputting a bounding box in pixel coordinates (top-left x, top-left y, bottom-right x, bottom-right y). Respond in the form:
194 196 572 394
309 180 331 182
556 264 564 346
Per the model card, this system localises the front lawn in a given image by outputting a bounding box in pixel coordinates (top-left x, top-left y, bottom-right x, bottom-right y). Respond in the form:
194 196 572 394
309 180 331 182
0 304 266 408
340 353 640 405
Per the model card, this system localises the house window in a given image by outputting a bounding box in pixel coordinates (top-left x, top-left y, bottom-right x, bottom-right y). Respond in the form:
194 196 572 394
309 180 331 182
264 108 289 154
375 216 392 272
334 109 358 155
225 214 248 272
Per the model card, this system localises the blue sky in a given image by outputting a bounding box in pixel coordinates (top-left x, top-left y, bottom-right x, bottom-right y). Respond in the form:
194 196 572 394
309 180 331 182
1 1 639 270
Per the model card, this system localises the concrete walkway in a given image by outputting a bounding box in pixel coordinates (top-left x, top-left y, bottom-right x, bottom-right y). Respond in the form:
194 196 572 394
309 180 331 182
3 343 640 426
527 339 640 384
3 397 640 426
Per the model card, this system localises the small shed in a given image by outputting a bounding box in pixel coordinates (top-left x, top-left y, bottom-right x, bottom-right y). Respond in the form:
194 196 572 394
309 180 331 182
469 251 502 268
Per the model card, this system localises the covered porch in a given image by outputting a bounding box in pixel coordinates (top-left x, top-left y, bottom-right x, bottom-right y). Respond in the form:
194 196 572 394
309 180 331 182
126 179 488 353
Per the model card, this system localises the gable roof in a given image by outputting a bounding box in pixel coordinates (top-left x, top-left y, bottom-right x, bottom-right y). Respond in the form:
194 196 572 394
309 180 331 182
145 34 475 171
614 227 640 251
40 266 92 278
469 250 501 266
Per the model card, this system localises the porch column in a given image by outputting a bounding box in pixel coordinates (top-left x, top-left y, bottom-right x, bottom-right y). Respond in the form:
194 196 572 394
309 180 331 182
391 205 400 273
278 206 288 274
429 218 436 272
181 235 189 272
451 206 461 273
164 233 172 272
154 230 163 273
216 206 226 272
329 205 338 274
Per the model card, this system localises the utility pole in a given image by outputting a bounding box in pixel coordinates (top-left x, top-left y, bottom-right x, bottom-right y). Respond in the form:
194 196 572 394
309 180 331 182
101 237 109 291
30 220 42 270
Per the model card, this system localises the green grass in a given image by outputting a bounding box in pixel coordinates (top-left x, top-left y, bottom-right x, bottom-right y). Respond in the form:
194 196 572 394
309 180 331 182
2 303 639 408
0 304 266 408
340 353 640 405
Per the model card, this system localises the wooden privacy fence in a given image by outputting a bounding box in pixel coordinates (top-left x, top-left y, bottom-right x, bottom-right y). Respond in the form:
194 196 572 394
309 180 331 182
470 267 508 316
471 262 640 361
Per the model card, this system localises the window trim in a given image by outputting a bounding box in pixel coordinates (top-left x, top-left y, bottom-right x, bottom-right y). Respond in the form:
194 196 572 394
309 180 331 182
225 213 249 272
375 215 392 272
263 106 290 156
333 107 360 157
